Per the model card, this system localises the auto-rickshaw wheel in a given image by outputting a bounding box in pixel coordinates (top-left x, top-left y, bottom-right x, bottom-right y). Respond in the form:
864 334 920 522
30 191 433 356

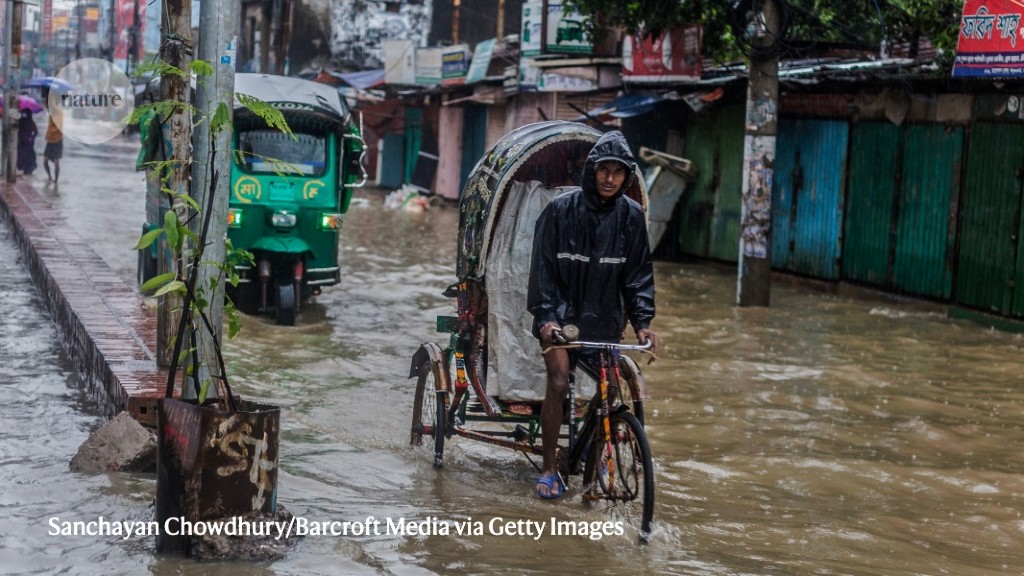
229 282 260 316
137 247 157 287
276 281 297 326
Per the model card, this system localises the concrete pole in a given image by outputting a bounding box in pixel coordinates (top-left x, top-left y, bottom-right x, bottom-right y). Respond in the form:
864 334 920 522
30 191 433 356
737 0 779 307
156 0 192 370
186 0 237 399
3 0 17 183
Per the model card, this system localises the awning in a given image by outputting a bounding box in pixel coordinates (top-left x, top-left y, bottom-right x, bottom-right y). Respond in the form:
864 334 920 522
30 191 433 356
573 92 663 121
338 69 386 90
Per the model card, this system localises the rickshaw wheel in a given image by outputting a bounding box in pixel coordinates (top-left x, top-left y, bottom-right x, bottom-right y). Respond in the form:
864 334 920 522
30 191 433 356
276 281 297 326
581 410 655 542
411 360 447 467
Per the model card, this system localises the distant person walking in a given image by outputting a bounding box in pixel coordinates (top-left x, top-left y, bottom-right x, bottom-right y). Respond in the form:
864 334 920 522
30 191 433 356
16 109 38 176
42 88 62 183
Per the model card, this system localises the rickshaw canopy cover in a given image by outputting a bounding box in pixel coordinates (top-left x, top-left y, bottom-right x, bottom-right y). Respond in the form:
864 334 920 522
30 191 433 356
456 121 646 281
234 73 351 127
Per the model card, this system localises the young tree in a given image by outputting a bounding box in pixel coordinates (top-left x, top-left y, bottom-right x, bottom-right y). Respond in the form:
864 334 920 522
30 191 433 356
566 0 962 71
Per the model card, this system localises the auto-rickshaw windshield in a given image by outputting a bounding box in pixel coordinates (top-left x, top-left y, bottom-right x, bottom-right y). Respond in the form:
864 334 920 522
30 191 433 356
237 130 327 176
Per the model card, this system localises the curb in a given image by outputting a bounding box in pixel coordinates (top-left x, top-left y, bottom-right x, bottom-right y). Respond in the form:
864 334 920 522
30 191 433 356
0 179 167 426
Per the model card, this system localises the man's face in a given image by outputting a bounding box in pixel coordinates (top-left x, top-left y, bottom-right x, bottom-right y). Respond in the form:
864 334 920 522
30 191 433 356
595 160 628 198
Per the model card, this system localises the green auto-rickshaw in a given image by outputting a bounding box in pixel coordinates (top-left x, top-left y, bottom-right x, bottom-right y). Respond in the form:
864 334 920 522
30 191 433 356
227 73 366 324
137 73 367 325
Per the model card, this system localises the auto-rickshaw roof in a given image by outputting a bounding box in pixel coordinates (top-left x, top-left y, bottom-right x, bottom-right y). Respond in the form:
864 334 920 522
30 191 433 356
456 121 646 281
234 73 351 127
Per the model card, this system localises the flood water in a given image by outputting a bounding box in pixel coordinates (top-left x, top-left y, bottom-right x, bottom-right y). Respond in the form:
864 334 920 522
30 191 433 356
5 136 1024 575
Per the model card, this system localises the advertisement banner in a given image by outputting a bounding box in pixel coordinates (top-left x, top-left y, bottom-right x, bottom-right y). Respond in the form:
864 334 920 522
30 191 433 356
466 38 495 84
953 0 1024 77
416 47 443 85
544 3 592 54
384 40 416 84
114 0 147 62
622 24 702 83
521 0 543 57
441 45 470 86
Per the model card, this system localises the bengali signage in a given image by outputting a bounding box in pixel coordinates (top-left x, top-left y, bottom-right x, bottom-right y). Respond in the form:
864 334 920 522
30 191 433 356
622 24 702 83
441 44 470 85
953 0 1024 77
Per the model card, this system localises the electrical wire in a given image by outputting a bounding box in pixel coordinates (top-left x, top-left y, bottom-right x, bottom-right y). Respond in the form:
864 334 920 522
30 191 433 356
729 0 792 60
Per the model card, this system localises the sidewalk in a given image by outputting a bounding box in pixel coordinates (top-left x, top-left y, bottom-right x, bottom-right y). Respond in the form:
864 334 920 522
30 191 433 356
0 178 166 426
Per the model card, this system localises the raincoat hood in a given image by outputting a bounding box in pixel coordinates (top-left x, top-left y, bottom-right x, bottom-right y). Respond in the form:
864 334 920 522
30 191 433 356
580 130 637 208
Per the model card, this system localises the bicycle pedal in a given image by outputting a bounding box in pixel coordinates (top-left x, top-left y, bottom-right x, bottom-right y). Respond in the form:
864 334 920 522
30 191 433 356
512 424 529 442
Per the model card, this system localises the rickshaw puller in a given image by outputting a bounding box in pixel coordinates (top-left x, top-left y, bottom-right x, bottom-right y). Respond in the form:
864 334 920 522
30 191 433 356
527 130 659 499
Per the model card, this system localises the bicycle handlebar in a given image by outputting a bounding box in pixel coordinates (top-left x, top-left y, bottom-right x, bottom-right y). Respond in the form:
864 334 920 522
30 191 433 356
545 325 654 355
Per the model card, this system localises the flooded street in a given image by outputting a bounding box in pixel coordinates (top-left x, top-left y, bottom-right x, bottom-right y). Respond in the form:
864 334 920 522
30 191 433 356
5 136 1024 574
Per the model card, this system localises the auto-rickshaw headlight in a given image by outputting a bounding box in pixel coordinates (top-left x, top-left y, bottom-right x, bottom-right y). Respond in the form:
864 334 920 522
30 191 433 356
320 212 343 230
228 208 244 228
271 211 297 228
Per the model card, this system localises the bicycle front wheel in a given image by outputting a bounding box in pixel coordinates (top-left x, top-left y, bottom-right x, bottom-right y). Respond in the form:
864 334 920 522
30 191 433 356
582 410 654 541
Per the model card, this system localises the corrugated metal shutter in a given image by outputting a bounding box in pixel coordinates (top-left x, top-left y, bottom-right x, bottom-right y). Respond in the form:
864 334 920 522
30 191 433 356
891 125 962 299
956 122 1024 314
554 92 616 122
772 119 848 279
677 104 745 261
708 106 746 262
843 122 900 287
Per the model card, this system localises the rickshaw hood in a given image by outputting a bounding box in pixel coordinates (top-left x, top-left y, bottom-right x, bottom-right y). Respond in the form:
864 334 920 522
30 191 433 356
580 130 637 211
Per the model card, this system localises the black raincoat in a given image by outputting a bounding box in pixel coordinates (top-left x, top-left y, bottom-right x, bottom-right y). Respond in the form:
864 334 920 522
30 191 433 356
527 130 655 342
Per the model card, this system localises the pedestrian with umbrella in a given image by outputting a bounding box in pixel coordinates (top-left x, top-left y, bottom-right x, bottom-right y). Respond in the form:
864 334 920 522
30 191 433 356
41 88 63 183
16 95 40 176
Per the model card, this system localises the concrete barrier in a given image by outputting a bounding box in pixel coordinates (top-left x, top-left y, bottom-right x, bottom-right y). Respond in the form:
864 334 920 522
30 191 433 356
0 180 167 426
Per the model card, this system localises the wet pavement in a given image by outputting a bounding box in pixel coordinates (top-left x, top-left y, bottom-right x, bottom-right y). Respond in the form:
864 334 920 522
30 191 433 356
3 132 1024 575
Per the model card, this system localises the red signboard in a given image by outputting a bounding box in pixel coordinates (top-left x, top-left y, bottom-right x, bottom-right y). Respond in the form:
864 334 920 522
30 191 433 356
43 0 52 43
114 0 146 61
622 24 701 83
953 0 1024 77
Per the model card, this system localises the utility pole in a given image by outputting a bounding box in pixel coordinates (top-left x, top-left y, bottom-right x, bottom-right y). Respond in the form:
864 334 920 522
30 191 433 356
269 0 281 74
3 0 22 183
737 0 779 307
497 0 505 38
186 0 238 399
155 0 192 368
452 0 460 44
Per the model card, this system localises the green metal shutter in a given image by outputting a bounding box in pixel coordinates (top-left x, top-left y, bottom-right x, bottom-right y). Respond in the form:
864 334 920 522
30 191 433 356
956 122 1024 314
843 122 900 287
680 104 744 261
891 125 963 299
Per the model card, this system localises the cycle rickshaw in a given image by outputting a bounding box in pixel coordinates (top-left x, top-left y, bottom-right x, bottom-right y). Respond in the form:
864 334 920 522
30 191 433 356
408 121 656 541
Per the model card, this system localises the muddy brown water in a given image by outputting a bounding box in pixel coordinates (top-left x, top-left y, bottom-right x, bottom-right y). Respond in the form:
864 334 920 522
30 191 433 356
4 137 1024 574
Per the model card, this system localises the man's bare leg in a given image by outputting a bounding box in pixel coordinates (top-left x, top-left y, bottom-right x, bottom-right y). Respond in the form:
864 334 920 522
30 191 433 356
537 347 569 497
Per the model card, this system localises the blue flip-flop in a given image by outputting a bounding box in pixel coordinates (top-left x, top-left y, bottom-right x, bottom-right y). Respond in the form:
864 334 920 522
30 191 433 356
535 472 565 499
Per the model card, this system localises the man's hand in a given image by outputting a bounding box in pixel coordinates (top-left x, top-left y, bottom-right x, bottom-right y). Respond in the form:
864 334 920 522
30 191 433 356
539 322 561 346
636 328 659 358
